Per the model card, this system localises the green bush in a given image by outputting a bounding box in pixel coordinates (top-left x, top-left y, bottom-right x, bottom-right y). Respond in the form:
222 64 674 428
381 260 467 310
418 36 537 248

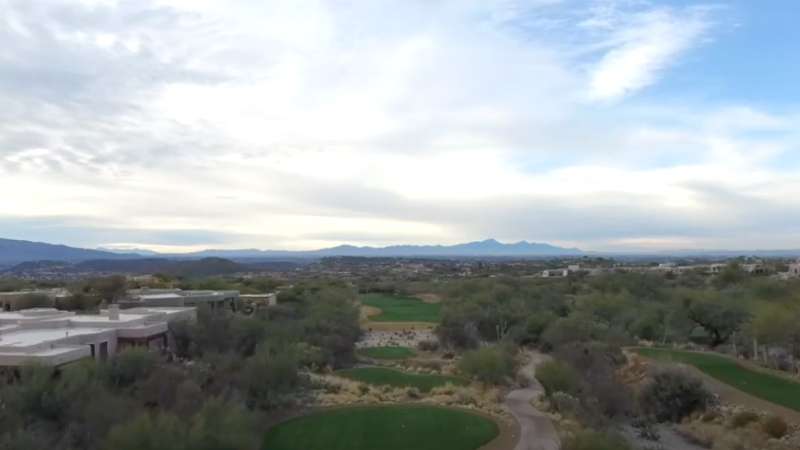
457 345 516 385
562 430 632 450
762 414 788 438
240 345 301 409
535 360 581 396
103 413 187 450
639 369 712 422
729 410 759 429
14 294 51 310
550 391 582 417
103 348 159 388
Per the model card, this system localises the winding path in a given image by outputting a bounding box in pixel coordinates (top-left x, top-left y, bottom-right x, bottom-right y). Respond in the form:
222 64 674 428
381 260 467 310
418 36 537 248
504 351 560 450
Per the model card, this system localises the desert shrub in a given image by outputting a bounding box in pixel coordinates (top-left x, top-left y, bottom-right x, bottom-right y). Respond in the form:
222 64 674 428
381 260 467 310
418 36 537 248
102 348 159 388
103 412 187 450
632 418 661 442
674 423 715 448
562 430 632 450
186 398 260 450
57 293 101 311
541 316 594 350
729 410 759 429
417 340 439 352
639 369 712 422
555 342 633 418
239 345 301 409
14 294 51 310
415 360 443 371
405 387 421 399
457 345 515 385
762 415 788 438
551 392 582 417
535 360 581 396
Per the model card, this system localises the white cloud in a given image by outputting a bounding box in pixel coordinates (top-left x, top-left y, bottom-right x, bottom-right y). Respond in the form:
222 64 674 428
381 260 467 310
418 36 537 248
587 6 713 101
1 0 799 252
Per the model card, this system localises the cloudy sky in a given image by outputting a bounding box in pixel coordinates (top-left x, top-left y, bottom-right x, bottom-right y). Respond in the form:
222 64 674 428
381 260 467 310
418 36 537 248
2 0 799 252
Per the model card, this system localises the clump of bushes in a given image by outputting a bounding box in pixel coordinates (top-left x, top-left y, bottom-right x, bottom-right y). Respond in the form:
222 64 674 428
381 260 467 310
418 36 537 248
639 369 713 422
562 430 632 450
457 345 516 385
536 360 581 397
729 410 759 429
762 415 788 438
417 340 439 352
405 387 421 399
550 392 582 417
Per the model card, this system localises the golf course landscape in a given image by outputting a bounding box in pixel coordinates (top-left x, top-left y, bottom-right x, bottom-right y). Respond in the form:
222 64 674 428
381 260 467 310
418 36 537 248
360 293 442 322
357 346 417 360
636 348 800 412
336 367 467 392
262 406 499 450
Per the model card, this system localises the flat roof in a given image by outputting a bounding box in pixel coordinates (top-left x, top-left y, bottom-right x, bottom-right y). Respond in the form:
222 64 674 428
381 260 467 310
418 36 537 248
137 293 183 300
68 314 147 323
0 327 108 347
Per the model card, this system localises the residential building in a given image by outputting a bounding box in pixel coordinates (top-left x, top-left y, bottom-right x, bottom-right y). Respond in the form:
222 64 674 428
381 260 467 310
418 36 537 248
0 305 194 367
119 288 240 310
541 269 568 278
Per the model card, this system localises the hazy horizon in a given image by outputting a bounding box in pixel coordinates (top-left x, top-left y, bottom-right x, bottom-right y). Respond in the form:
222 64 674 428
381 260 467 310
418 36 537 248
2 1 799 253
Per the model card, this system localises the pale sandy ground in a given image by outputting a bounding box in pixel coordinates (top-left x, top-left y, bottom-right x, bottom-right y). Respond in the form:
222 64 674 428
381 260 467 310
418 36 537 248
356 329 436 348
415 293 443 304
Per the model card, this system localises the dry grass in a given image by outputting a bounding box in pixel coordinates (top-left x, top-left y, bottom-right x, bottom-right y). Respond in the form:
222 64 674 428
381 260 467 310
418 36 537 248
308 373 510 419
415 293 443 304
674 408 800 450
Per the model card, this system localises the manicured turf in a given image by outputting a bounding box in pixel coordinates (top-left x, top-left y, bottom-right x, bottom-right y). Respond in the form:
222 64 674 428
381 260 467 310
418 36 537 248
358 346 416 360
360 293 441 322
636 348 800 412
263 406 498 450
336 367 467 392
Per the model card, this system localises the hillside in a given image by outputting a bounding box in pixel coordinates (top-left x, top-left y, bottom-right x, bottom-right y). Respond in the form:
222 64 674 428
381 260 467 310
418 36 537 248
0 238 139 264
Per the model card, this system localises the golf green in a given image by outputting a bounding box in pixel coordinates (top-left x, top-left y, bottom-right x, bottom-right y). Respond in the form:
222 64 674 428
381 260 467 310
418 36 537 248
336 367 467 392
263 406 499 450
358 346 416 359
636 348 800 412
361 293 441 322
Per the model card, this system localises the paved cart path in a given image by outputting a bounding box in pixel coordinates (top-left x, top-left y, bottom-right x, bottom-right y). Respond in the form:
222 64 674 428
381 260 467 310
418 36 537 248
504 351 560 450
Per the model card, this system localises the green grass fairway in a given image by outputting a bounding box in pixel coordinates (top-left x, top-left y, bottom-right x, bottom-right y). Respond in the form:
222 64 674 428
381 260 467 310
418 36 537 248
358 346 416 360
361 293 441 322
336 367 467 392
636 348 800 412
263 406 498 450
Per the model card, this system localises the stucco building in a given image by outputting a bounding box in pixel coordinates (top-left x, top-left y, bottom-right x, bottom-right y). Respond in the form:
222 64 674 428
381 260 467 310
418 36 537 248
0 305 194 367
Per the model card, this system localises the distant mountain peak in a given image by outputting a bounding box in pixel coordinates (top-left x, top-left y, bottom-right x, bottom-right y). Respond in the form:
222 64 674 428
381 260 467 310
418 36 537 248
0 236 583 264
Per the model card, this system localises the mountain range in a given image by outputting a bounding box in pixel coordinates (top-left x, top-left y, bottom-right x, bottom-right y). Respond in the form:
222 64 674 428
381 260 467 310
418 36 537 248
0 237 582 264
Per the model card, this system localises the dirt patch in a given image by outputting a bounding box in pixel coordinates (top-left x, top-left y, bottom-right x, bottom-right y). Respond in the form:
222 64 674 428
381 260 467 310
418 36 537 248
360 305 382 321
415 293 443 304
363 321 436 331
358 329 437 348
360 305 435 331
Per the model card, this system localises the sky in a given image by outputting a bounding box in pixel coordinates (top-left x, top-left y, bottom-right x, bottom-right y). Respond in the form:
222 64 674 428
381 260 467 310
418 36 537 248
1 0 799 253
